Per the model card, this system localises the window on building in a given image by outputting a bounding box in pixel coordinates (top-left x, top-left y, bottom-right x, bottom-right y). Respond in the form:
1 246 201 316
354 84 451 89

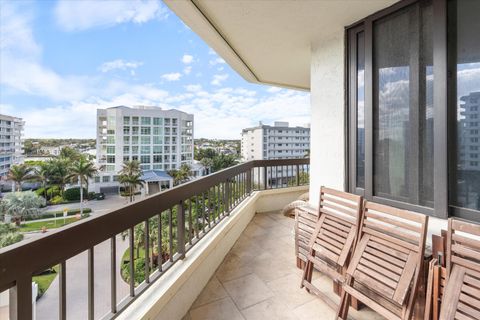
153 117 162 125
347 0 480 220
132 126 139 135
153 136 163 145
123 146 129 153
153 155 162 163
106 136 115 144
123 117 130 125
132 146 139 154
132 136 139 145
141 127 151 135
106 146 115 154
141 117 151 125
94 176 100 183
141 136 151 144
107 155 115 163
153 146 162 154
132 155 138 161
123 156 130 162
141 146 150 154
132 117 139 125
123 127 130 135
123 136 130 144
153 127 163 135
102 176 110 183
140 155 150 163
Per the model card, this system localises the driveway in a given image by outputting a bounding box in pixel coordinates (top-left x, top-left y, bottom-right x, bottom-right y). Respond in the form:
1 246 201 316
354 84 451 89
43 194 131 215
35 235 130 320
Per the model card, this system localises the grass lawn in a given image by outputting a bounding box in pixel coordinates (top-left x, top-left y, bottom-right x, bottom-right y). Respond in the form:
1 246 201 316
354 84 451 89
32 265 59 299
19 215 89 232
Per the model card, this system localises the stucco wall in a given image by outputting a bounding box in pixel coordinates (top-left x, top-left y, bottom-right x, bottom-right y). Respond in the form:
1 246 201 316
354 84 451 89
309 31 346 207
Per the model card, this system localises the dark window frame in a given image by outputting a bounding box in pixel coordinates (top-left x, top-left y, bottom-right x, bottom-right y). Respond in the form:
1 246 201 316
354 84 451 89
345 0 475 220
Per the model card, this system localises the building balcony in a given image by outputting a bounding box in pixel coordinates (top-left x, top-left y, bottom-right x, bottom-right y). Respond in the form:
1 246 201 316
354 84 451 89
0 159 315 320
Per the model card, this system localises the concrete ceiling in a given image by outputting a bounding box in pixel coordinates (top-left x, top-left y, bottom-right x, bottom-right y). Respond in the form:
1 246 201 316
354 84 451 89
164 0 398 91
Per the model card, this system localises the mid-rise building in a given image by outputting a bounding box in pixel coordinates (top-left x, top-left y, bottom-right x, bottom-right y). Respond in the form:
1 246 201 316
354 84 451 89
241 121 310 161
0 114 24 177
241 121 310 187
93 106 194 194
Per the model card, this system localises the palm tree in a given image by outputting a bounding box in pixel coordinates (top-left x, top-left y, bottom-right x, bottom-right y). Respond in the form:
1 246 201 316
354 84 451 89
47 159 70 197
34 164 50 200
119 161 144 202
118 173 144 202
67 158 98 215
7 164 34 191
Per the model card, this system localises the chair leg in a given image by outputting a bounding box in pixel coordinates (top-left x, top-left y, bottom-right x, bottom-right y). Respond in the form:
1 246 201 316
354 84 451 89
301 259 312 290
336 290 351 320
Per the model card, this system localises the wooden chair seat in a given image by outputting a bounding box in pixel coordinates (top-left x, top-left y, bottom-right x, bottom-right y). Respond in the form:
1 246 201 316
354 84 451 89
301 187 363 310
436 219 480 320
337 201 428 320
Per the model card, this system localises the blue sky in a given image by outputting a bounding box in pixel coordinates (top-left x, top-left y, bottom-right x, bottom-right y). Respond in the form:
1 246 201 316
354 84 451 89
0 0 310 139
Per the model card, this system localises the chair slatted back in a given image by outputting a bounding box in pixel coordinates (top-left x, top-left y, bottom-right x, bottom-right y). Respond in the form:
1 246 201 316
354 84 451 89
340 201 428 320
295 205 319 266
308 187 363 268
438 219 480 320
301 187 362 311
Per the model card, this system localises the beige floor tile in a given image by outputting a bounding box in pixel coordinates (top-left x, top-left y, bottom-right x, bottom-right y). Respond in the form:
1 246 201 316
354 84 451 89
240 297 298 320
266 273 315 309
223 273 274 309
192 276 229 309
242 222 270 238
252 255 297 282
190 297 245 320
215 253 253 283
292 299 337 320
252 214 278 228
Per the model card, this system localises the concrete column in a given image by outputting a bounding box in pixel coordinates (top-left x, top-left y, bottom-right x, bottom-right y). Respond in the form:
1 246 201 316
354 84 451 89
309 32 346 207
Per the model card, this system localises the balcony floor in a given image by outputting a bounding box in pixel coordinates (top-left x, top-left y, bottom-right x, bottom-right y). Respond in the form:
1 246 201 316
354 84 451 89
184 211 384 320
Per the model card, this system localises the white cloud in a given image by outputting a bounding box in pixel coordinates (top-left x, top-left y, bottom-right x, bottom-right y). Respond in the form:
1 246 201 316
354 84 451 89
161 72 182 81
211 74 229 86
54 0 168 32
182 54 194 64
185 84 202 92
209 57 226 66
99 59 143 73
267 87 282 93
183 66 192 75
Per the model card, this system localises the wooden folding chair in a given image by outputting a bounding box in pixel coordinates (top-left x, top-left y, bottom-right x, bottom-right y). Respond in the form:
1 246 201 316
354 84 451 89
425 232 448 320
300 187 363 310
437 218 480 320
336 201 428 320
295 204 320 269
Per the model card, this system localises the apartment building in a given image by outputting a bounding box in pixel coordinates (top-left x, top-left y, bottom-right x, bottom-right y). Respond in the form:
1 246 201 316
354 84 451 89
93 106 194 193
241 121 309 187
241 121 310 161
0 114 24 177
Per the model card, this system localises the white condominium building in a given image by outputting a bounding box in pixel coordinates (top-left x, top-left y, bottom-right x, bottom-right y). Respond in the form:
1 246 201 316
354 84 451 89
93 106 193 193
0 114 24 177
241 121 310 161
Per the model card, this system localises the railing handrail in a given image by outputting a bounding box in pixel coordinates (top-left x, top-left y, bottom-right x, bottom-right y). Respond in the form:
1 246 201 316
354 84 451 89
0 158 309 292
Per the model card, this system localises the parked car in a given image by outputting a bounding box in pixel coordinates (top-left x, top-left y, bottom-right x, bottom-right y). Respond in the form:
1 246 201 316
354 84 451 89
95 193 105 200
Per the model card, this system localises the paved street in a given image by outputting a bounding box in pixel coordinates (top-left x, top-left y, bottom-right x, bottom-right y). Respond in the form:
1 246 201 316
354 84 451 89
33 194 139 319
36 235 130 320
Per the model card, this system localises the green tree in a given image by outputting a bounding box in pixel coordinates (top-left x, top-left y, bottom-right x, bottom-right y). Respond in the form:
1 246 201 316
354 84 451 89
59 146 82 161
7 164 34 191
119 161 144 202
168 164 192 186
212 154 238 172
67 158 98 215
46 159 71 197
34 163 50 200
0 224 23 248
1 191 46 223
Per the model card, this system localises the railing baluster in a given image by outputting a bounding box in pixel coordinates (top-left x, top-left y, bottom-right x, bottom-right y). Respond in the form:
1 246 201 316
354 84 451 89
59 261 67 320
110 237 116 314
88 247 94 320
264 166 268 190
158 213 162 272
169 208 173 262
225 180 230 214
188 199 193 245
177 201 185 259
129 227 135 297
144 220 150 283
202 192 206 233
10 275 32 320
296 164 300 187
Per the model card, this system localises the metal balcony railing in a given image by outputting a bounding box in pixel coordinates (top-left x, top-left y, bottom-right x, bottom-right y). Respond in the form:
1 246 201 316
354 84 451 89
0 158 309 320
